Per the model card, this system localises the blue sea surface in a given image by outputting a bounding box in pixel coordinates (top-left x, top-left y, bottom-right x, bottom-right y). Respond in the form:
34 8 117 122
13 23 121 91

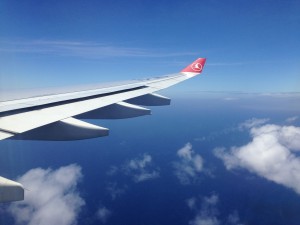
1 94 300 225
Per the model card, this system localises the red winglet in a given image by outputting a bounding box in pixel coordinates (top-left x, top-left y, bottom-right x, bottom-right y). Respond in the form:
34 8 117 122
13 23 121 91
181 58 206 75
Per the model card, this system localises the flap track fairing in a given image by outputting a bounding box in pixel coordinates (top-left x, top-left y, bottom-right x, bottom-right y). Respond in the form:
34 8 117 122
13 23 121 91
12 117 109 141
76 102 151 119
126 93 171 106
0 177 24 202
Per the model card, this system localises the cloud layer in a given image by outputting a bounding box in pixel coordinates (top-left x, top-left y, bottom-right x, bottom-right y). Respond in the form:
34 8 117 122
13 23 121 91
174 143 204 185
8 164 84 225
215 120 300 194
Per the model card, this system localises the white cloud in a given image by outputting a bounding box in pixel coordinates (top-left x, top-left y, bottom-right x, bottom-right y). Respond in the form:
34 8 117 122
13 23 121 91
238 118 269 130
187 194 243 225
203 194 219 205
223 97 238 101
187 194 220 225
96 206 112 224
190 216 219 225
124 153 160 183
227 210 243 225
174 143 204 185
105 154 159 200
105 182 127 200
108 154 159 184
286 116 298 123
133 171 160 183
106 166 119 176
186 197 197 210
8 164 84 225
128 153 152 170
215 121 300 195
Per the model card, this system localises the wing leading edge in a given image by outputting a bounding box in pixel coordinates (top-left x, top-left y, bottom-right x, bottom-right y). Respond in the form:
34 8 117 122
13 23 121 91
0 57 206 202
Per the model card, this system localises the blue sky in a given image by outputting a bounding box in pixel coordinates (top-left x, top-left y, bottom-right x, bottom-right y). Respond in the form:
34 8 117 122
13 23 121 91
0 0 299 92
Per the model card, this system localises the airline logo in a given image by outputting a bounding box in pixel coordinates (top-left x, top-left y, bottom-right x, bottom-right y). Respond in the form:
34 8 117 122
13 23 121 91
191 62 203 72
181 58 206 74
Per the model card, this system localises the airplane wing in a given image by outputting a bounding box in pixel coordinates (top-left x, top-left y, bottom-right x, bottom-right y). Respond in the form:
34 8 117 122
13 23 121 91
0 57 206 202
0 57 206 141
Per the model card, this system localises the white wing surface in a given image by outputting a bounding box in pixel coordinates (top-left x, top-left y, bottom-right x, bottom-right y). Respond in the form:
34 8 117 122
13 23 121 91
0 58 206 141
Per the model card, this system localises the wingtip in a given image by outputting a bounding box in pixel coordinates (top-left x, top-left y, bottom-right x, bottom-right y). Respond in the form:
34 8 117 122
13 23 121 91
181 58 206 76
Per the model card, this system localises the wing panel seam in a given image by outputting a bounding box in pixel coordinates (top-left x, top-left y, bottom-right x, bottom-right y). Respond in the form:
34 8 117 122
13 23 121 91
0 86 148 116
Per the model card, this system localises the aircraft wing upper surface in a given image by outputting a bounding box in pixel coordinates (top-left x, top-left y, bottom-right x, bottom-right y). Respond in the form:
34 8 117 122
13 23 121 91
0 58 206 141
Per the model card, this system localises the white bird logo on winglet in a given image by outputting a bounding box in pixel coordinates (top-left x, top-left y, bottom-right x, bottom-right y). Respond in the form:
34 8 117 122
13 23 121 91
191 63 203 72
